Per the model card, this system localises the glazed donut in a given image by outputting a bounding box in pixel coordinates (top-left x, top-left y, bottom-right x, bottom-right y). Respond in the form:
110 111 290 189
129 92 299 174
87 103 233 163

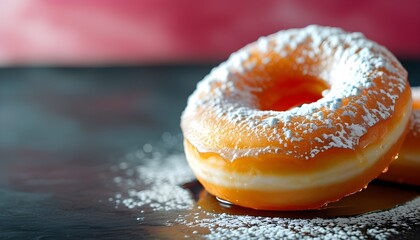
379 87 420 185
181 25 411 210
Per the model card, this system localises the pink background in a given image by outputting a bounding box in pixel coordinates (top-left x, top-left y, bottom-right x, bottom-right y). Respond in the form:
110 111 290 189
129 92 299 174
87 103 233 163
0 0 418 65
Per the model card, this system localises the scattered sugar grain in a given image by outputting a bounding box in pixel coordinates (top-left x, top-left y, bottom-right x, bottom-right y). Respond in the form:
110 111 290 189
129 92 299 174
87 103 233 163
143 143 153 153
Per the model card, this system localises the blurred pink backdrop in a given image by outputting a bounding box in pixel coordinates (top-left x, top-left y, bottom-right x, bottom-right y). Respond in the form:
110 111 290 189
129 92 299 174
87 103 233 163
0 0 418 65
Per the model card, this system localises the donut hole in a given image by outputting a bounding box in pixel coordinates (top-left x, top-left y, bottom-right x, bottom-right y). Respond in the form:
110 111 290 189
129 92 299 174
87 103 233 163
258 75 330 111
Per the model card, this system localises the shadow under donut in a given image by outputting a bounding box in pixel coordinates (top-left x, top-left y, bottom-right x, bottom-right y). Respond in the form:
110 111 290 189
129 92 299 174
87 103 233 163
183 180 419 219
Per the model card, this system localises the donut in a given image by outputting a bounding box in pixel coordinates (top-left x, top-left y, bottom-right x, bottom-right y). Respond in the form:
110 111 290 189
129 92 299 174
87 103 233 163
379 87 420 185
181 25 411 210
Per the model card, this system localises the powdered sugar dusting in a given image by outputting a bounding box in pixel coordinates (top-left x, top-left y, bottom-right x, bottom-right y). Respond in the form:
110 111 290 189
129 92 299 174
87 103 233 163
410 87 420 137
412 87 420 102
177 197 420 239
411 111 420 137
181 25 408 161
110 134 196 212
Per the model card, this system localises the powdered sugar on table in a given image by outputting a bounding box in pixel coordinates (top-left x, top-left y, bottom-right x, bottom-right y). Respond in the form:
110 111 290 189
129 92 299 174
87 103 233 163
110 134 419 239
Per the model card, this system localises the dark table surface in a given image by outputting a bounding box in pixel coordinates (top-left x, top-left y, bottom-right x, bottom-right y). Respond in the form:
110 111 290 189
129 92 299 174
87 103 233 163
0 61 419 239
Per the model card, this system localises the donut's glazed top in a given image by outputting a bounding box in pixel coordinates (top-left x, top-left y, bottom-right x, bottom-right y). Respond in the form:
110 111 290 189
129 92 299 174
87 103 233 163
181 25 409 161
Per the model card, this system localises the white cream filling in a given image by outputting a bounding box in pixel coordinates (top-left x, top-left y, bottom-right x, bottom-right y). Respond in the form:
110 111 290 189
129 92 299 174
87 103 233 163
186 103 411 191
